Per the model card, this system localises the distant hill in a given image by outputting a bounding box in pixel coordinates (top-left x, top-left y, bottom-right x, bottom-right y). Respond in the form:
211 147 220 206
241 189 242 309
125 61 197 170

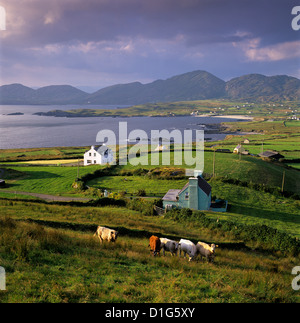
87 70 226 104
0 84 89 104
34 85 89 104
0 71 299 105
226 74 300 101
0 84 36 104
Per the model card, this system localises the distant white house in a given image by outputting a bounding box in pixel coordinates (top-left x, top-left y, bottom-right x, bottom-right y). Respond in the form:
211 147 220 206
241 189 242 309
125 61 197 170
233 144 245 154
155 144 167 151
84 145 113 166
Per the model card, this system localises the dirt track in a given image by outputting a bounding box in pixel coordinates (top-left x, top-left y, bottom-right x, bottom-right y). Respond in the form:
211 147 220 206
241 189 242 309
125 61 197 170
0 189 90 202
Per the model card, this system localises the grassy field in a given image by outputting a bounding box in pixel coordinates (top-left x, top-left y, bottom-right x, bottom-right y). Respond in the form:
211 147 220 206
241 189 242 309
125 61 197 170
0 147 88 162
2 151 299 197
36 99 300 118
0 107 300 303
215 120 300 160
0 165 102 195
0 203 299 303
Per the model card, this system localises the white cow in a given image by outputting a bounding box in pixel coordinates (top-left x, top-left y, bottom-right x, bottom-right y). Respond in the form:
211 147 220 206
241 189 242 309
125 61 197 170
160 238 179 256
196 241 218 263
94 226 118 244
178 239 197 261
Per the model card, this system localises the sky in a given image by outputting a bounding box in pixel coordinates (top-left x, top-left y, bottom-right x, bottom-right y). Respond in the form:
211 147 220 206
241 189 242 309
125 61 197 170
0 0 299 92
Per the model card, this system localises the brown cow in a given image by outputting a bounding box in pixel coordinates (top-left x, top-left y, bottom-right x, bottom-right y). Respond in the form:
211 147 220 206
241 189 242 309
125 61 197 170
148 235 161 256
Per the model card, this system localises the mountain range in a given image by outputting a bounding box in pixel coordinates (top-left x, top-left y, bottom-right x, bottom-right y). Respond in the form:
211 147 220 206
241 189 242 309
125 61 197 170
0 70 299 105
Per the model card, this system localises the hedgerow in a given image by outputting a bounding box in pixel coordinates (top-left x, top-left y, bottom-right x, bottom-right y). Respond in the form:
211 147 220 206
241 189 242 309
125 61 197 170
165 208 300 256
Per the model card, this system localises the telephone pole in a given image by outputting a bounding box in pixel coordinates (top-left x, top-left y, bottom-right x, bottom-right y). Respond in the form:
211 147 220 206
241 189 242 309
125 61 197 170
213 149 216 177
281 170 285 193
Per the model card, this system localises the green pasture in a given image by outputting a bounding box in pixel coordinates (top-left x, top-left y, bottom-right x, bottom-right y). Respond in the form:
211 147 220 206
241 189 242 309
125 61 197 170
0 146 87 162
209 180 300 238
0 202 299 303
0 165 102 195
1 149 299 198
122 150 299 193
88 175 188 196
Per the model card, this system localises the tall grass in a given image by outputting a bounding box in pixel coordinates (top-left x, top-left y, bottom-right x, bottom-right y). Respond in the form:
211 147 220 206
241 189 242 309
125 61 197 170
0 217 299 303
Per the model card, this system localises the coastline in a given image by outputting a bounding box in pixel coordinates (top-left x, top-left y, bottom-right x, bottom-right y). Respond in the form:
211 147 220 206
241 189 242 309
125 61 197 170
195 114 254 120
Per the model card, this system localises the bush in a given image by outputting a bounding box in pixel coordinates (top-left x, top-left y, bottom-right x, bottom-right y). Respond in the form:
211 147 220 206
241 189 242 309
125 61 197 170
126 198 155 216
72 180 86 191
136 189 146 197
165 209 300 256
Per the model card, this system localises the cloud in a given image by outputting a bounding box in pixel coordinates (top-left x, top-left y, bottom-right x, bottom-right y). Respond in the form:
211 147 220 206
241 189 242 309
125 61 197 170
1 0 296 47
236 38 300 62
0 0 299 87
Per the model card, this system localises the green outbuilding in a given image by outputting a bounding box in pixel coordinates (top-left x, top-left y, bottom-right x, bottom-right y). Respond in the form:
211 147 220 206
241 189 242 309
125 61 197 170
162 175 212 211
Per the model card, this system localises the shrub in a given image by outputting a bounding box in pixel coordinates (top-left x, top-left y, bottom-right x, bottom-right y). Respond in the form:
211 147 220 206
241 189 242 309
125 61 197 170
136 189 146 197
72 180 86 191
165 209 300 256
126 198 155 216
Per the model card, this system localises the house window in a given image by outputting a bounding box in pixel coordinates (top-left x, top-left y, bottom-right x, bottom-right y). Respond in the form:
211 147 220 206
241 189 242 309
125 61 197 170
89 153 91 156
87 160 92 164
94 160 96 164
94 153 96 157
185 192 189 200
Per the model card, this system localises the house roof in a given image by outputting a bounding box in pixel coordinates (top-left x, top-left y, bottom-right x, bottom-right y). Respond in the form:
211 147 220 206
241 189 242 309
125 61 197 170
197 176 212 196
258 150 284 158
85 145 112 156
178 182 189 194
96 145 111 155
162 189 181 201
162 176 211 201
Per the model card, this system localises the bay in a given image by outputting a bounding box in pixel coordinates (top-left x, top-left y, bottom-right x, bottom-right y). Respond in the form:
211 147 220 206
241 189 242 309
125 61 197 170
0 105 242 149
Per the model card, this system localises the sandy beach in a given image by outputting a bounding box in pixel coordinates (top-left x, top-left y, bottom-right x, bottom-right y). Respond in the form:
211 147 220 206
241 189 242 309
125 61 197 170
196 114 254 120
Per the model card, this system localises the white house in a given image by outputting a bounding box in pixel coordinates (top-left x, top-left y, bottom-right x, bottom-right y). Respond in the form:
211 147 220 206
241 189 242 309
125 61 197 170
233 144 245 154
155 144 167 151
84 145 113 166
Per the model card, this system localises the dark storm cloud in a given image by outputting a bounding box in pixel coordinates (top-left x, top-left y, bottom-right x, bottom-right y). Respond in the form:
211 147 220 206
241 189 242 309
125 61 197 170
0 0 299 87
2 0 298 47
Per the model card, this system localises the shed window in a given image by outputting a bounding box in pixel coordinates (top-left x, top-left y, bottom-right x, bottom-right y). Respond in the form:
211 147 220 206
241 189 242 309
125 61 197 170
185 192 189 200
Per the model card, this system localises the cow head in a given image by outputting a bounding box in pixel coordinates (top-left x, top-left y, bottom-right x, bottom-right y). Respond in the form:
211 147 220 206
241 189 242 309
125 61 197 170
210 244 218 253
110 230 118 242
174 242 179 251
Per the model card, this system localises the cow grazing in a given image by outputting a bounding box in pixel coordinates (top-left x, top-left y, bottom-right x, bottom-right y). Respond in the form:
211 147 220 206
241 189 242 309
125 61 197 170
94 226 118 244
160 238 179 256
148 235 161 256
178 239 197 262
196 241 218 263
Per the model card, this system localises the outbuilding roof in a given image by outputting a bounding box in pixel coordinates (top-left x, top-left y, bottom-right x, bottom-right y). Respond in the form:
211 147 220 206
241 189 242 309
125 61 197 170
258 150 284 159
162 189 181 201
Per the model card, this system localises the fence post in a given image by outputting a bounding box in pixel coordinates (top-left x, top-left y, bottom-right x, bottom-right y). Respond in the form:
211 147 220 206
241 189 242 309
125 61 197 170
0 267 5 290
